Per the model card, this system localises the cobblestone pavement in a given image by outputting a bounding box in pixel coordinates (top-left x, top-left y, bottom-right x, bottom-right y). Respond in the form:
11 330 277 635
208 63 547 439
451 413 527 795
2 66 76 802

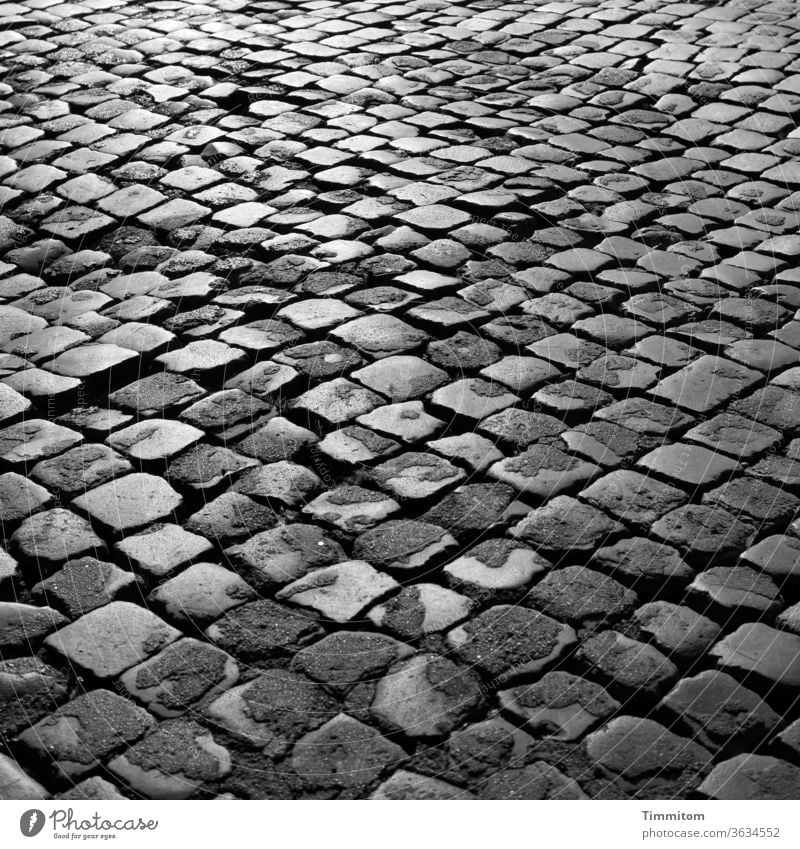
2 0 800 802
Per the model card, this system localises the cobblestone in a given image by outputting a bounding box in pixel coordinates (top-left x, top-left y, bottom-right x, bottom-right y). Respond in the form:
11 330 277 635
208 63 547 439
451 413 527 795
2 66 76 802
3 0 800 802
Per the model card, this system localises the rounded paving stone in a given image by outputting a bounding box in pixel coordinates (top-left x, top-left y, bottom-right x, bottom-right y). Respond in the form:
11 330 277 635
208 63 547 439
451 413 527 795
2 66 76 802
489 444 601 499
291 713 405 795
371 653 484 740
290 631 414 696
121 637 239 718
352 519 458 573
276 561 399 624
147 562 256 631
478 762 588 800
44 601 181 681
632 602 721 662
368 584 473 641
699 754 800 800
31 556 138 619
447 605 577 683
370 452 466 501
205 669 339 757
109 719 231 800
206 599 323 665
499 671 620 742
659 671 780 754
577 630 679 701
11 508 105 573
585 716 712 796
72 473 183 535
17 689 155 784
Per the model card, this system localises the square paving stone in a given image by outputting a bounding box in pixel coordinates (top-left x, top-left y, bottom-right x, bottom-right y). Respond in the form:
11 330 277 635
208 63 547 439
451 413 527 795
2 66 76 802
148 562 256 631
703 478 800 531
17 689 155 783
4 326 91 365
0 473 53 526
488 443 601 499
531 379 613 417
651 504 756 567
185 492 279 546
44 601 181 681
30 444 133 498
370 452 466 501
115 524 214 580
356 401 444 444
730 386 800 435
443 538 551 605
447 605 576 683
138 199 211 231
3 369 82 410
31 557 139 619
479 356 562 394
11 509 105 574
478 409 566 452
739 535 800 586
510 478 623 554
589 531 694 589
120 638 239 718
224 524 346 589
331 314 429 358
431 378 520 422
0 657 70 739
369 653 484 741
699 754 800 801
637 444 742 490
0 602 69 655
43 343 138 382
0 419 83 469
106 419 204 463
649 355 763 414
205 598 324 665
526 565 638 629
72 474 183 535
232 461 322 509
109 372 207 416
426 432 502 473
594 397 695 436
155 340 247 378
584 715 711 796
351 355 448 401
224 362 299 401
577 630 679 701
0 384 31 425
498 671 620 742
688 565 783 624
632 602 721 662
235 417 318 464
580 470 689 531
108 719 230 799
293 378 384 426
218 319 304 355
683 413 782 461
317 425 401 467
273 341 363 381
710 623 800 692
166 443 258 492
276 560 399 624
302 486 402 533
178 390 274 441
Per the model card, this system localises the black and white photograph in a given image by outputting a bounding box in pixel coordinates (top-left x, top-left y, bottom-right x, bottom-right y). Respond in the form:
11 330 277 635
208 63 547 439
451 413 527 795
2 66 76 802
1 0 800 827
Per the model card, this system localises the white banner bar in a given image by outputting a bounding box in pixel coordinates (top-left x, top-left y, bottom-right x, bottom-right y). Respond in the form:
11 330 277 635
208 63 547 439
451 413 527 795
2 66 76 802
1 800 797 849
